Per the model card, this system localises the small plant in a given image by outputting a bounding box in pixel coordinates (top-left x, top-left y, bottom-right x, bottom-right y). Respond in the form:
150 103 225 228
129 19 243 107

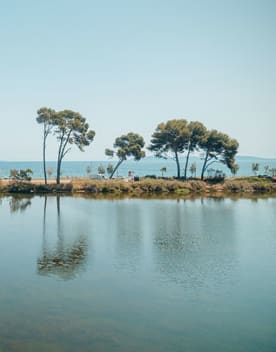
252 163 259 176
47 167 54 179
231 163 239 176
9 168 33 181
107 164 114 176
264 165 270 175
160 167 167 177
189 163 197 178
86 165 92 177
97 165 105 175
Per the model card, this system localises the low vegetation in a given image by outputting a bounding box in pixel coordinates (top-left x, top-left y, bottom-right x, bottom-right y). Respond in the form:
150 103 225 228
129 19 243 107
0 176 276 196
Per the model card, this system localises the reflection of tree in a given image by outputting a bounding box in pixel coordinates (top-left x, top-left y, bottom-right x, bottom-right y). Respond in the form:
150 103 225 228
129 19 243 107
37 196 88 280
152 199 237 288
114 201 142 273
9 196 32 213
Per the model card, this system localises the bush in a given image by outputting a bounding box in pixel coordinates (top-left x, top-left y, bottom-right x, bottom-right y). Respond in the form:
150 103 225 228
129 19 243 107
9 169 33 181
7 181 34 193
144 175 157 179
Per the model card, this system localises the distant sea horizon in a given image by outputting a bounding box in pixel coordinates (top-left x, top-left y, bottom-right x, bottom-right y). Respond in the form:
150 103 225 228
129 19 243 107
1 155 276 179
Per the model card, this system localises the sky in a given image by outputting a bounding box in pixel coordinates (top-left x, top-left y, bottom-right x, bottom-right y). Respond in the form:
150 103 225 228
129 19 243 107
0 0 275 161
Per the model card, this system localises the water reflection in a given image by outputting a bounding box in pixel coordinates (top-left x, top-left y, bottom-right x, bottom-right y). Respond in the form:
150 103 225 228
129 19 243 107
9 195 32 213
151 198 237 288
37 196 88 280
1 196 276 351
114 201 142 266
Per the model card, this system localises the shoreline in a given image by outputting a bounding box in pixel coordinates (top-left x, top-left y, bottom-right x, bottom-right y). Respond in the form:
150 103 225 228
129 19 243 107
1 176 276 197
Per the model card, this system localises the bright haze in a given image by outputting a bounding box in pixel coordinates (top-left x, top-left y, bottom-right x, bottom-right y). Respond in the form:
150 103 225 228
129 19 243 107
0 0 275 161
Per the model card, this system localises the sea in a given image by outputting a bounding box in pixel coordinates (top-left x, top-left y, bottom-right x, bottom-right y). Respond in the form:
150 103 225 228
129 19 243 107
0 156 276 179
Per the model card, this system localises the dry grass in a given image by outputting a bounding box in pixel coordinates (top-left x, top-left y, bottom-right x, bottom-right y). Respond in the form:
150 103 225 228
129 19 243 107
1 176 276 196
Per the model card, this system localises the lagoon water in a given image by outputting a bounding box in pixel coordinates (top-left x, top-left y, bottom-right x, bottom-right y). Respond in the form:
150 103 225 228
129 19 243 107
0 196 276 351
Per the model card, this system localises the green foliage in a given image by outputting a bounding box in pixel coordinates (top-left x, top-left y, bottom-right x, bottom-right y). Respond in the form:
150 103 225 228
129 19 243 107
97 165 105 175
105 132 145 178
149 119 238 180
224 177 276 193
9 168 33 181
160 166 167 177
107 164 114 175
183 121 207 179
149 119 189 157
53 110 95 152
51 110 95 184
105 148 114 157
199 129 239 179
252 163 259 176
37 107 95 185
7 182 34 193
149 119 189 178
36 107 55 126
114 132 145 160
231 163 239 176
189 163 197 177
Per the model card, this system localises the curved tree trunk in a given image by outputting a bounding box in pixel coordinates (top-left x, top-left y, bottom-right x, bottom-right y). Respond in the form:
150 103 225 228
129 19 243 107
56 158 62 184
201 152 209 180
56 131 72 185
109 158 124 179
175 151 181 178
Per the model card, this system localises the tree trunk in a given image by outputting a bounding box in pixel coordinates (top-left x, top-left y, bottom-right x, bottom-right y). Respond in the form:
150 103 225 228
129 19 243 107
201 152 209 180
43 125 47 185
175 151 181 178
56 158 62 184
43 135 47 185
110 159 124 179
183 147 191 180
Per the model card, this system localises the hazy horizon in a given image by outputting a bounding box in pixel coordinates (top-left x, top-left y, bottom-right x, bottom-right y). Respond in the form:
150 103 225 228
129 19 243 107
1 154 275 163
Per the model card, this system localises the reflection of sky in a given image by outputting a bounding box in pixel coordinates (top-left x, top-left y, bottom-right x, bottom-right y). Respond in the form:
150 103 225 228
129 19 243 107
1 196 276 351
148 198 238 289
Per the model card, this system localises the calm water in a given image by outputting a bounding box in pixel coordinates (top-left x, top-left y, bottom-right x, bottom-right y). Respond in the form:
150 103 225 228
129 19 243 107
1 156 276 179
0 196 276 352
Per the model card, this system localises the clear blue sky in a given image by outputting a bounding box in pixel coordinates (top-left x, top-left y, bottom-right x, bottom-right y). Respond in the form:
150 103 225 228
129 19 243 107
0 0 275 161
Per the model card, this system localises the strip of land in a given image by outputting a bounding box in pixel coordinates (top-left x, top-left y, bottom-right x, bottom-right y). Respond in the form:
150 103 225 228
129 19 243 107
1 176 276 196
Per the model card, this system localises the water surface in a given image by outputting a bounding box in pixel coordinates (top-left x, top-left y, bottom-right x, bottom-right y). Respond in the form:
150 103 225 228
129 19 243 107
0 196 276 351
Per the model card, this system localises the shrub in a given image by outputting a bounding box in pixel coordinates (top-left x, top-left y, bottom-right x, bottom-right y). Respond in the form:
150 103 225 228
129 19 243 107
9 168 33 181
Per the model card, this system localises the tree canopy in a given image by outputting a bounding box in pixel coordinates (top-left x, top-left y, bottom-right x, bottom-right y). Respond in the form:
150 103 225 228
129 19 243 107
105 132 145 179
149 119 238 179
36 107 95 184
183 121 207 179
35 107 240 182
199 129 239 179
52 110 95 184
148 119 189 178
